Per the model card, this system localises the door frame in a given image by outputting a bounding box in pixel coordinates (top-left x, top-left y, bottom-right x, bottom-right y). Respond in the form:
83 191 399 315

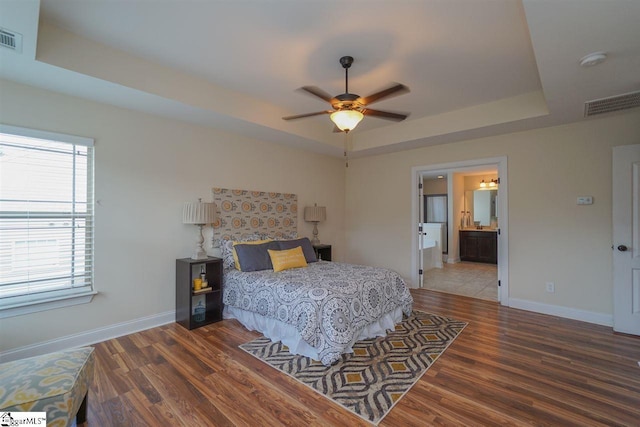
411 156 509 305
612 144 640 335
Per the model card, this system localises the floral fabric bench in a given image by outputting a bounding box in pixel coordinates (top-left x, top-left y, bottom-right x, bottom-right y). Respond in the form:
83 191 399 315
0 347 95 427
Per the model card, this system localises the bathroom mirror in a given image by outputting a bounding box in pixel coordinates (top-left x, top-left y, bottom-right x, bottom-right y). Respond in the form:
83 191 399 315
464 190 498 226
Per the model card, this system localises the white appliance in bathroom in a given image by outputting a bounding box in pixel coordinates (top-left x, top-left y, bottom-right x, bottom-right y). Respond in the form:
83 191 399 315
422 222 444 270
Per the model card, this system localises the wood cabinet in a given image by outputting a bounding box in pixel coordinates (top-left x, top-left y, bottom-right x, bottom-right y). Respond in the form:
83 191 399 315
459 231 497 264
313 244 332 261
175 257 223 330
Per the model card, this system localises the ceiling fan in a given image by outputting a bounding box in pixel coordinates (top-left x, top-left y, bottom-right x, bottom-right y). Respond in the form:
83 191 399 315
282 56 410 132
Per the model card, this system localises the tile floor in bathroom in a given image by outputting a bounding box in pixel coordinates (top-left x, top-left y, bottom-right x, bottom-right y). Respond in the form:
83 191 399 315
423 261 498 301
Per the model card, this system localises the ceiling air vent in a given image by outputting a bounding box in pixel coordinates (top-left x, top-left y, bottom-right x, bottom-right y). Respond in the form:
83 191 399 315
0 28 22 53
584 90 640 117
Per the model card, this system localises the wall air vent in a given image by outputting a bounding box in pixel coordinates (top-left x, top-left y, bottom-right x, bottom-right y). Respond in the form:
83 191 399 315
584 90 640 117
0 28 22 53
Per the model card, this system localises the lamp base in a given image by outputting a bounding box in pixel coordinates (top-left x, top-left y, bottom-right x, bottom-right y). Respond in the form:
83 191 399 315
191 224 208 260
191 249 208 260
311 222 320 246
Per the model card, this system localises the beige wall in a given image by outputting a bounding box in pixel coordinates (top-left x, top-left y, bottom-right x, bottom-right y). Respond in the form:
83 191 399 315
0 79 345 352
2 75 639 353
345 110 640 316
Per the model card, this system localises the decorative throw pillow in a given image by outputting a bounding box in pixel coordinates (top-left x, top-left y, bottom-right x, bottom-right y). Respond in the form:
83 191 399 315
277 237 317 263
232 239 272 270
219 239 236 269
219 234 260 269
268 246 308 272
234 241 280 272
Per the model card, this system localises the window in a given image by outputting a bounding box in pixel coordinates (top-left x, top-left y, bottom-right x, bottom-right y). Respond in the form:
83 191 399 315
0 124 95 317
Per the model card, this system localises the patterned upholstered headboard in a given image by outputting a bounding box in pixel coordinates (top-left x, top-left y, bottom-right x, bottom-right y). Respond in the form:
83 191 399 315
211 187 297 246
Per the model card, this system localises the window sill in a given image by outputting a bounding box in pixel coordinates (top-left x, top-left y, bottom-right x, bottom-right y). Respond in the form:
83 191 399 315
0 290 98 319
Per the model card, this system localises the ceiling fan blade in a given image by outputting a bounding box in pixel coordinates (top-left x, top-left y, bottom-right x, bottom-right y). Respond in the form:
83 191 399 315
299 86 334 103
359 83 409 106
282 110 332 120
362 109 408 121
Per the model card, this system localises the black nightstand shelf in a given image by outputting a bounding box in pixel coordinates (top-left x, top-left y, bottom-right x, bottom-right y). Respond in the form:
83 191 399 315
313 244 332 261
175 257 223 330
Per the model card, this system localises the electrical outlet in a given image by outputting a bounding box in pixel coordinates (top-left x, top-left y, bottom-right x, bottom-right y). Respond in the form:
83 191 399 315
545 282 555 293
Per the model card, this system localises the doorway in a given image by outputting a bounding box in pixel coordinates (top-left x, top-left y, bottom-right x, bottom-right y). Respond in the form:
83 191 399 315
612 144 640 335
412 157 509 305
424 261 498 301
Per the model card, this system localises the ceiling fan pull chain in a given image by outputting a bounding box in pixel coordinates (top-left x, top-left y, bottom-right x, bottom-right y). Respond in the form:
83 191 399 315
344 131 350 168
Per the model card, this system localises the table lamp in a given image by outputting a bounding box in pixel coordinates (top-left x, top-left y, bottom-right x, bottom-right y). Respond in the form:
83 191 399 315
183 198 217 259
304 203 326 245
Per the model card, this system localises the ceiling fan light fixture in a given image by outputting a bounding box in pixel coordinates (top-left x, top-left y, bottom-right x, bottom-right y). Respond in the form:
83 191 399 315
283 56 409 131
330 110 364 132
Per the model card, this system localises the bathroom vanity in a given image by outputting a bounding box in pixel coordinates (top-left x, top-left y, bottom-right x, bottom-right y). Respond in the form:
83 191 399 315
459 229 497 264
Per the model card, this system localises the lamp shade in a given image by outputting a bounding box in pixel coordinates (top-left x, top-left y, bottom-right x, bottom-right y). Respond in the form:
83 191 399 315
183 199 217 225
304 205 326 222
330 110 364 132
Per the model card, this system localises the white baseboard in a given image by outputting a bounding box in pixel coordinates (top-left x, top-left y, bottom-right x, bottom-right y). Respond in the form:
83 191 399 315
1 300 613 362
0 310 175 362
508 298 613 327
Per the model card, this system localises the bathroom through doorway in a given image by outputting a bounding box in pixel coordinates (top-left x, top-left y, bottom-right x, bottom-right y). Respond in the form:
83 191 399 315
412 157 509 305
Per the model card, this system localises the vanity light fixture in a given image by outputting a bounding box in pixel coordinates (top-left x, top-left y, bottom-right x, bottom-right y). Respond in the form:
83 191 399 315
479 178 498 189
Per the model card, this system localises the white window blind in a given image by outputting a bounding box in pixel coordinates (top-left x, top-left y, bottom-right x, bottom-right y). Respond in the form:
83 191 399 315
0 125 95 311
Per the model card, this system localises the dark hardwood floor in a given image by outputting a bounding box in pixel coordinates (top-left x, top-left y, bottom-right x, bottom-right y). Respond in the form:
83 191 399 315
87 290 640 426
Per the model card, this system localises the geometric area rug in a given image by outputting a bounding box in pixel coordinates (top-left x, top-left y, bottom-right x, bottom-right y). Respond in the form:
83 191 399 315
239 310 467 425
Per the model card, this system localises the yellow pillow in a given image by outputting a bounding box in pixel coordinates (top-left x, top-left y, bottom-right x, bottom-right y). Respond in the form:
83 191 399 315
232 239 271 270
268 246 308 272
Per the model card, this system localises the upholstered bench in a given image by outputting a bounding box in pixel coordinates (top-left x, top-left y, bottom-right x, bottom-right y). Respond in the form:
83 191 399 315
0 347 95 427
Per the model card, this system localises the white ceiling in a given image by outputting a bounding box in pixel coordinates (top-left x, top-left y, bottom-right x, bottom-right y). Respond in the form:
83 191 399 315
1 0 638 158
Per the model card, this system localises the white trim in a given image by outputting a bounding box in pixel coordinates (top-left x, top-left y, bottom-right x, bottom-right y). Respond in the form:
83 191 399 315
0 123 94 147
411 156 509 305
0 290 98 319
0 310 175 362
509 298 613 327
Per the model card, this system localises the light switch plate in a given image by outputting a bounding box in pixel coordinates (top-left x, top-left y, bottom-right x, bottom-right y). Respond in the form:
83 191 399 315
577 196 593 205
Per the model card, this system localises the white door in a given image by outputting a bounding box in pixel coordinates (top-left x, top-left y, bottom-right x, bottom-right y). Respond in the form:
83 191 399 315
612 144 640 335
418 176 425 288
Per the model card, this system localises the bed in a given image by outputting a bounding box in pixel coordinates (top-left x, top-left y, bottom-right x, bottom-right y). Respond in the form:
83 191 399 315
211 187 413 365
223 258 413 365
